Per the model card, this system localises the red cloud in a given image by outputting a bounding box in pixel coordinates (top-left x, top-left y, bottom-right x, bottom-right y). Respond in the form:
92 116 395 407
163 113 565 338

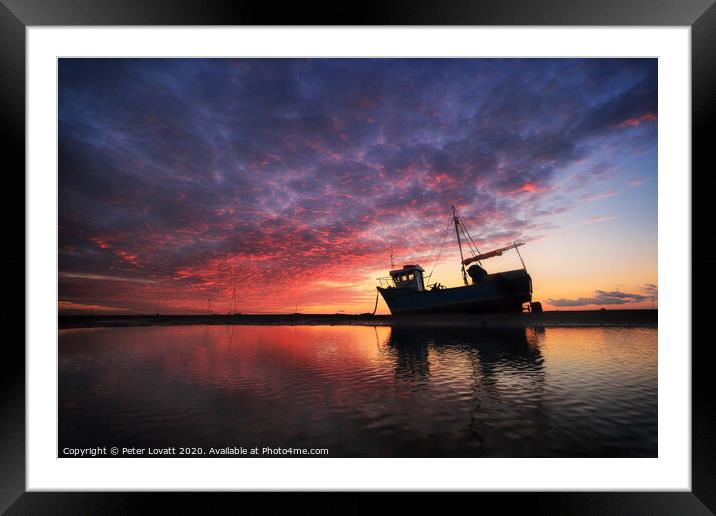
617 112 657 128
509 182 549 195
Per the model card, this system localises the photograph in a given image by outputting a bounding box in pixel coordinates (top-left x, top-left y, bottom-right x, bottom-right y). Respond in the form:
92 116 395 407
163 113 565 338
57 57 658 459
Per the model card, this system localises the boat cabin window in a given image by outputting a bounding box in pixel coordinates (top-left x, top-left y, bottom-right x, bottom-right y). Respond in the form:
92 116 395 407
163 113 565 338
390 266 425 292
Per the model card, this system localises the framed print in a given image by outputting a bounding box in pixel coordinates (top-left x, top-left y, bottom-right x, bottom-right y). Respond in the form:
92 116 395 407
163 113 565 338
4 0 713 512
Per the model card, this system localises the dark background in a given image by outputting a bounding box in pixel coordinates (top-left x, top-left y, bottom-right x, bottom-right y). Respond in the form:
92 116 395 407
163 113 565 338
2 0 713 513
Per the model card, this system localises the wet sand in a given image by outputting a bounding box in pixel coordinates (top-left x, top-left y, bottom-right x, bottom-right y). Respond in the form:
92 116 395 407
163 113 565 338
59 309 657 329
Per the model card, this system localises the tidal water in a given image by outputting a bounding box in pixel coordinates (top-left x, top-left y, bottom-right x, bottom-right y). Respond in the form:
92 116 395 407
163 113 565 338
59 324 657 457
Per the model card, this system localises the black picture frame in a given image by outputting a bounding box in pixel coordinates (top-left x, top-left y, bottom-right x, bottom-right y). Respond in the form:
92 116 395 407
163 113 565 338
3 0 712 513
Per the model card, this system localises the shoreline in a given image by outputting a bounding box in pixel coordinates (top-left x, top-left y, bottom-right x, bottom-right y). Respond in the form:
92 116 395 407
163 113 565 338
59 309 657 329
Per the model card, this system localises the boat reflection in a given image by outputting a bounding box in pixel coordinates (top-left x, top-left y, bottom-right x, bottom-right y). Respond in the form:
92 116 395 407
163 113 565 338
385 325 548 453
386 325 545 380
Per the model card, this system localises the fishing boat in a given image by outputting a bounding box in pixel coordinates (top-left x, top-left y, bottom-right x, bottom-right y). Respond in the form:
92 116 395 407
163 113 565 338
376 206 541 315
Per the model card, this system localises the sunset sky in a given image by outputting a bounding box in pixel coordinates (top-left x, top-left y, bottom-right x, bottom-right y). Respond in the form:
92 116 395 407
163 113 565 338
58 58 657 315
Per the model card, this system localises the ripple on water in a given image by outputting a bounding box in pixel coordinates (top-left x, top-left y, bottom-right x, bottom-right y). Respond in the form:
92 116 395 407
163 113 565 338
58 324 657 457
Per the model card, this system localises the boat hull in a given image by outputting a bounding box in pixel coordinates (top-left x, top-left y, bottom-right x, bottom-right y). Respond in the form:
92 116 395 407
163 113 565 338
378 269 532 315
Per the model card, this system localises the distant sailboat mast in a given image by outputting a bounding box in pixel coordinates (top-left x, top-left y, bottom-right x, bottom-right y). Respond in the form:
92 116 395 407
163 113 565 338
227 287 237 315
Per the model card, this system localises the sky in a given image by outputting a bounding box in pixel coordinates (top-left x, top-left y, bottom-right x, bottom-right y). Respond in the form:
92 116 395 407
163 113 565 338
58 58 657 315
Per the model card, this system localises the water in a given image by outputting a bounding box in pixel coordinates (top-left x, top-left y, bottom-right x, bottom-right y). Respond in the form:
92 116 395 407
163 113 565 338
59 324 657 457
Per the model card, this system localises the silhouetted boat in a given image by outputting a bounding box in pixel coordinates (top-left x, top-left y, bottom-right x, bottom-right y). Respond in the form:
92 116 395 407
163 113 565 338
377 206 540 315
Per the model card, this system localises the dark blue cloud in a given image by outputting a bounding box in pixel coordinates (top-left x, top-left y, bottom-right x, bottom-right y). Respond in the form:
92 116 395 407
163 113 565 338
548 290 650 307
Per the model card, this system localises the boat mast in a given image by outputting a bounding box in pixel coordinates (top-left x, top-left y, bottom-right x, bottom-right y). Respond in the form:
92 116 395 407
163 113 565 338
451 205 468 286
